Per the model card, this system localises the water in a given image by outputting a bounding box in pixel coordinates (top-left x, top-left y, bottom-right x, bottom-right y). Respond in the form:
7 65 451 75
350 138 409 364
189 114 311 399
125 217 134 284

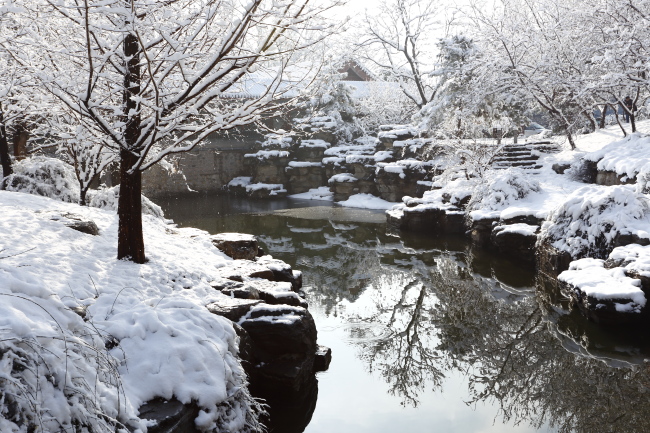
157 194 650 433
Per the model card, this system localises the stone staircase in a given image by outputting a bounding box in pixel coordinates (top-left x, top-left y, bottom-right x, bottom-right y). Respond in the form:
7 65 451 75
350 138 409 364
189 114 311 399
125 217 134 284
492 141 561 172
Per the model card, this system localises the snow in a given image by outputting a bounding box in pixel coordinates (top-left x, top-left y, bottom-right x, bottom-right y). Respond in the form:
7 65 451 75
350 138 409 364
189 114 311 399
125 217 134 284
609 244 650 278
246 182 284 192
328 173 357 183
558 258 646 312
493 223 539 236
540 185 650 258
3 156 79 203
243 150 289 159
583 133 650 181
467 168 541 221
289 187 334 201
337 193 398 210
299 139 330 148
228 176 252 187
287 161 322 168
0 191 259 432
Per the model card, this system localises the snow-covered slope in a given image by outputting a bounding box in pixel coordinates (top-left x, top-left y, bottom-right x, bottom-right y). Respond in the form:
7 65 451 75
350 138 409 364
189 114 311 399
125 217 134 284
0 191 258 432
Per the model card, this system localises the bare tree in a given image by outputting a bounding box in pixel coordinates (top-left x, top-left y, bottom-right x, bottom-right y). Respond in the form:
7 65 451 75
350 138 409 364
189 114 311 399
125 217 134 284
358 0 444 110
11 0 339 262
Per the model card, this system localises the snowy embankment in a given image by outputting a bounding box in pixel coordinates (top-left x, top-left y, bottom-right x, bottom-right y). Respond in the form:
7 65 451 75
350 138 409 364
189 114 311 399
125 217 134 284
0 191 260 432
388 120 650 322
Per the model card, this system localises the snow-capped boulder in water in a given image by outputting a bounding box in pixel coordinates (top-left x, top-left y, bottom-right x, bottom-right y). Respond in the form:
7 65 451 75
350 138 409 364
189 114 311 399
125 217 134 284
538 185 650 276
558 250 650 324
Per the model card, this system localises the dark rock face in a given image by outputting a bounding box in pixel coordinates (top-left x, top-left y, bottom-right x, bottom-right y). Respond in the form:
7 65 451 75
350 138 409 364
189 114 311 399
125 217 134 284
210 233 259 260
490 225 539 264
313 345 332 373
245 279 308 308
374 168 426 203
285 165 327 194
536 240 574 279
470 218 498 248
203 234 329 429
137 398 200 433
387 207 466 235
561 280 647 325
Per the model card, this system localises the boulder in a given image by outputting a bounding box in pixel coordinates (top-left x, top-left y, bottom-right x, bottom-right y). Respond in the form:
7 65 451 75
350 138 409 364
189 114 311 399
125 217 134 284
256 255 303 290
50 212 100 235
214 260 275 281
210 233 259 260
313 345 332 372
137 398 200 433
206 297 262 322
245 279 308 308
240 304 318 392
490 224 539 264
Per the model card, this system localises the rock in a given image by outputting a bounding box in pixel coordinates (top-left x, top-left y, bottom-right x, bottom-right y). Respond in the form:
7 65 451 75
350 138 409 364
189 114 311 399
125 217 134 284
490 224 539 264
70 305 87 319
240 304 317 359
50 212 100 235
536 240 573 279
218 282 261 300
214 260 275 281
245 279 308 308
137 398 200 433
374 167 425 202
256 256 303 290
313 345 332 372
387 207 466 235
240 304 318 393
552 163 571 174
66 219 100 236
206 297 262 322
210 233 259 260
285 164 327 194
562 280 647 325
596 169 636 186
470 218 498 247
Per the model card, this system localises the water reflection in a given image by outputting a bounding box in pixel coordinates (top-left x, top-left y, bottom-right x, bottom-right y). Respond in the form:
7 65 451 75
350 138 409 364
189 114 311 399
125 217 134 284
158 194 650 433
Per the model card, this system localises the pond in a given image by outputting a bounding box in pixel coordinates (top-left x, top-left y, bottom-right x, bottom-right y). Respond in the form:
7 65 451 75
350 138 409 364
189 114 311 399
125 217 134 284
157 194 650 433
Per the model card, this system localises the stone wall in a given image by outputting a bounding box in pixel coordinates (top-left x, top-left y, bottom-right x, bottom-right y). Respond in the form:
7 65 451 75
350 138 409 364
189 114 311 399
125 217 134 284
142 148 250 197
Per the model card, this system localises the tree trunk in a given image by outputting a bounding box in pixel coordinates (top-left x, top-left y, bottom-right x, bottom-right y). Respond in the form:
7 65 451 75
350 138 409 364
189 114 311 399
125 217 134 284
12 123 28 160
631 112 636 133
598 104 607 129
117 31 145 263
0 104 12 183
565 130 576 150
117 149 145 262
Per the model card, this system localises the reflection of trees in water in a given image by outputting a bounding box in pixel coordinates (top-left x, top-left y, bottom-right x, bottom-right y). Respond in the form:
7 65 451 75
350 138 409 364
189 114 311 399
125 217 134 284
250 216 650 432
347 252 650 433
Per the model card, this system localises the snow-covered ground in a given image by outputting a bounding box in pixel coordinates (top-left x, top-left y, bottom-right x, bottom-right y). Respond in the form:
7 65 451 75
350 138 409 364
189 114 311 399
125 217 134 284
0 191 259 432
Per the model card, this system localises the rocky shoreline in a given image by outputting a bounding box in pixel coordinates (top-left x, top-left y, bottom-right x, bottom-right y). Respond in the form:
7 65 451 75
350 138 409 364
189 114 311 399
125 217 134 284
142 232 330 433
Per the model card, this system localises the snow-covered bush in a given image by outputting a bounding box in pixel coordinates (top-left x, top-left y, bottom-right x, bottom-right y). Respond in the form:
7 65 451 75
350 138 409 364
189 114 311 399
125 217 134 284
466 168 540 213
0 292 122 433
88 186 165 219
539 185 650 259
2 156 79 203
